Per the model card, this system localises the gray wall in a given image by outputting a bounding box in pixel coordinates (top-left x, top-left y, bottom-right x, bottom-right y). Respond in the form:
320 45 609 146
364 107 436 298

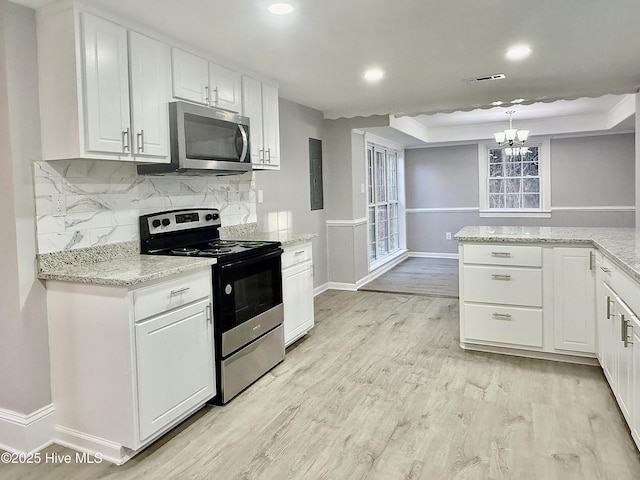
255 98 328 288
322 115 388 284
0 0 51 416
406 133 636 254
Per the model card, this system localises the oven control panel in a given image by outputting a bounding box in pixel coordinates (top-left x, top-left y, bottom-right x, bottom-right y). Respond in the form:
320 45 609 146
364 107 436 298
143 208 221 234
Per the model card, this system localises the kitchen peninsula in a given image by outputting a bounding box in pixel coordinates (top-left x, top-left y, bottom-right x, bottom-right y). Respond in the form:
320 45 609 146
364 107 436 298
456 225 640 451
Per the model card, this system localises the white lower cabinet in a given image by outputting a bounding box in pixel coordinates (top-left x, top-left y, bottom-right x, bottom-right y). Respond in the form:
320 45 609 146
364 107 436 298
552 247 596 353
282 242 314 346
632 317 640 447
46 269 215 464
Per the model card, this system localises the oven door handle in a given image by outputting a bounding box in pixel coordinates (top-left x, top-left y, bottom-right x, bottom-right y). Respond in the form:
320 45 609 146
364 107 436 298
219 248 283 270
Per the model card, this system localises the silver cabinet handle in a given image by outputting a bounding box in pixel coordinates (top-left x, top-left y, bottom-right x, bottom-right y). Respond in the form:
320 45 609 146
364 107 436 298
266 148 271 163
204 85 210 104
213 87 219 105
259 149 265 163
606 296 614 320
205 303 212 324
491 252 511 257
294 250 305 256
492 312 512 319
621 314 633 348
589 251 595 270
600 266 611 273
491 274 511 280
170 287 190 296
122 127 130 152
137 130 144 153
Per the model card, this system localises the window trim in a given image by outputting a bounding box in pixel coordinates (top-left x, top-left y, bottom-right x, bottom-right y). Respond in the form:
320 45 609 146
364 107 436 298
478 137 551 218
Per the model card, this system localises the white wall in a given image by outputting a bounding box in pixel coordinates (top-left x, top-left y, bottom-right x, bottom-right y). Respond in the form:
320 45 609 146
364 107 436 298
255 98 328 288
0 0 52 450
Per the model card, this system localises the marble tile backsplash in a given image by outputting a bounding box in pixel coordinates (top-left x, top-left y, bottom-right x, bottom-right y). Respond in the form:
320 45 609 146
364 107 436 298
33 160 257 254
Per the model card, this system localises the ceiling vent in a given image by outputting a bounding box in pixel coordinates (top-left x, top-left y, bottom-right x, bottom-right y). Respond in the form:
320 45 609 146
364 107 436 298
468 73 506 83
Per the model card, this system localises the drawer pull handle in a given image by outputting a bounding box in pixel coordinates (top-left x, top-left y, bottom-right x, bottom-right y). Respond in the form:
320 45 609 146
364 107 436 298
491 274 512 280
600 266 611 273
606 296 614 319
491 252 511 257
294 250 305 255
492 313 512 320
170 287 190 296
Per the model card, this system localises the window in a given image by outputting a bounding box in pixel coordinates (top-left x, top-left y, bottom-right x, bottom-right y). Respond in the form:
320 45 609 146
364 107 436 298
478 139 550 217
367 143 400 266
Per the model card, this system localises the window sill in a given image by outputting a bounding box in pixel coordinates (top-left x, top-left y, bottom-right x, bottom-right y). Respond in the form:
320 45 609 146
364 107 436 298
479 210 551 218
369 248 407 272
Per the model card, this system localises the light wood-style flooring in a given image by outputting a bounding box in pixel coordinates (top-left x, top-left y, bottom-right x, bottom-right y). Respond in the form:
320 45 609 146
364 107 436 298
2 290 640 479
360 257 459 297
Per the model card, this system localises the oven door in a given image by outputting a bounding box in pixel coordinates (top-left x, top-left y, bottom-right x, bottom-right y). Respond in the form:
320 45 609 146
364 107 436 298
214 249 283 335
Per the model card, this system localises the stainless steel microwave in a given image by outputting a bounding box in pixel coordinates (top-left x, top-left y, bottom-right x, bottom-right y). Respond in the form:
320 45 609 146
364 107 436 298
137 101 251 175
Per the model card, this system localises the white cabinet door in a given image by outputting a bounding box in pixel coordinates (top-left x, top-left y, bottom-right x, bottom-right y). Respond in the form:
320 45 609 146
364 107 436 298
261 82 280 167
81 14 131 155
615 299 634 424
632 317 640 448
135 298 214 441
283 261 314 346
209 63 241 112
601 282 618 387
129 32 170 159
552 248 596 353
171 48 209 105
241 75 264 165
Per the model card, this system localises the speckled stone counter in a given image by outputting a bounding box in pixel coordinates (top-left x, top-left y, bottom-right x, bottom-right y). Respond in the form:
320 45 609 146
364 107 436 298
37 241 216 286
455 226 640 283
220 223 317 247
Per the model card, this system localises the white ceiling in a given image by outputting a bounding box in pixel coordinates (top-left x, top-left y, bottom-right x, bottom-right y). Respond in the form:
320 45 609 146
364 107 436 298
15 0 640 122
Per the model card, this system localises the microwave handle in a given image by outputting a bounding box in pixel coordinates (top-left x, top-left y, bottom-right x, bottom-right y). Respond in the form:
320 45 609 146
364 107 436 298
236 125 249 163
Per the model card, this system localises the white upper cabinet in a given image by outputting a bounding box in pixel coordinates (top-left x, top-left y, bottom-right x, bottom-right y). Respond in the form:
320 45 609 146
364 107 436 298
209 63 242 112
38 9 169 162
171 48 241 112
171 48 209 105
129 32 170 158
82 14 131 155
242 76 280 170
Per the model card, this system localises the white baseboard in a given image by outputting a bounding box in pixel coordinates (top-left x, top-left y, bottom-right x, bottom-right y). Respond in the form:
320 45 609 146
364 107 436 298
326 281 359 291
367 251 409 282
409 251 459 260
0 404 55 454
313 283 330 296
54 426 132 465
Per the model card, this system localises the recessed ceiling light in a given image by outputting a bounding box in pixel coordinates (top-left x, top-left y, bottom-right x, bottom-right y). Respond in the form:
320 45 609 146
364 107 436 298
511 98 525 104
491 101 504 106
505 45 532 61
363 68 384 83
268 2 294 15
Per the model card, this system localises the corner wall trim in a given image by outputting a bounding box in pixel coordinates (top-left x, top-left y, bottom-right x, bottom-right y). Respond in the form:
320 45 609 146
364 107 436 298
0 404 55 454
327 282 358 291
409 252 459 260
326 218 368 227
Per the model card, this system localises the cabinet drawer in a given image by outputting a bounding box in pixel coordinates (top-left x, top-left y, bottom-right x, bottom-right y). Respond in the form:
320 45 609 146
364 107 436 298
464 303 543 347
282 242 312 268
463 265 542 307
463 244 541 267
133 270 211 321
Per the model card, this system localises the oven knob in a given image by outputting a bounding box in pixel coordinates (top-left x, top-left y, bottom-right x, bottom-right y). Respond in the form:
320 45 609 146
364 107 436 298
152 219 161 228
205 214 213 221
162 218 170 227
225 284 233 295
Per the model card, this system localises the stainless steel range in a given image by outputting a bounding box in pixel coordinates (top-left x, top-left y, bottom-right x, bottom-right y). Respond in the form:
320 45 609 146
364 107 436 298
139 208 285 404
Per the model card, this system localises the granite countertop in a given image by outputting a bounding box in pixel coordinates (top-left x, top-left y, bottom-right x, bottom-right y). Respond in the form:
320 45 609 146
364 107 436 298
219 223 317 247
37 241 216 287
455 226 640 283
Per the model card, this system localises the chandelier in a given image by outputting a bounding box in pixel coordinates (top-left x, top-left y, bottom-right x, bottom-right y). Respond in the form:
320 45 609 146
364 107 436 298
494 110 529 147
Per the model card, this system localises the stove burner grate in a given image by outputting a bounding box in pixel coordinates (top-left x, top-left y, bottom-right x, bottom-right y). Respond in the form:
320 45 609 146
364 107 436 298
239 241 268 248
201 248 233 255
171 247 200 256
209 240 238 248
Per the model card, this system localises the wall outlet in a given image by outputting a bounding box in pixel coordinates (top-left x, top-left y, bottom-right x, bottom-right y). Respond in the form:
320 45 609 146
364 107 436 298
52 193 66 217
445 232 452 240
